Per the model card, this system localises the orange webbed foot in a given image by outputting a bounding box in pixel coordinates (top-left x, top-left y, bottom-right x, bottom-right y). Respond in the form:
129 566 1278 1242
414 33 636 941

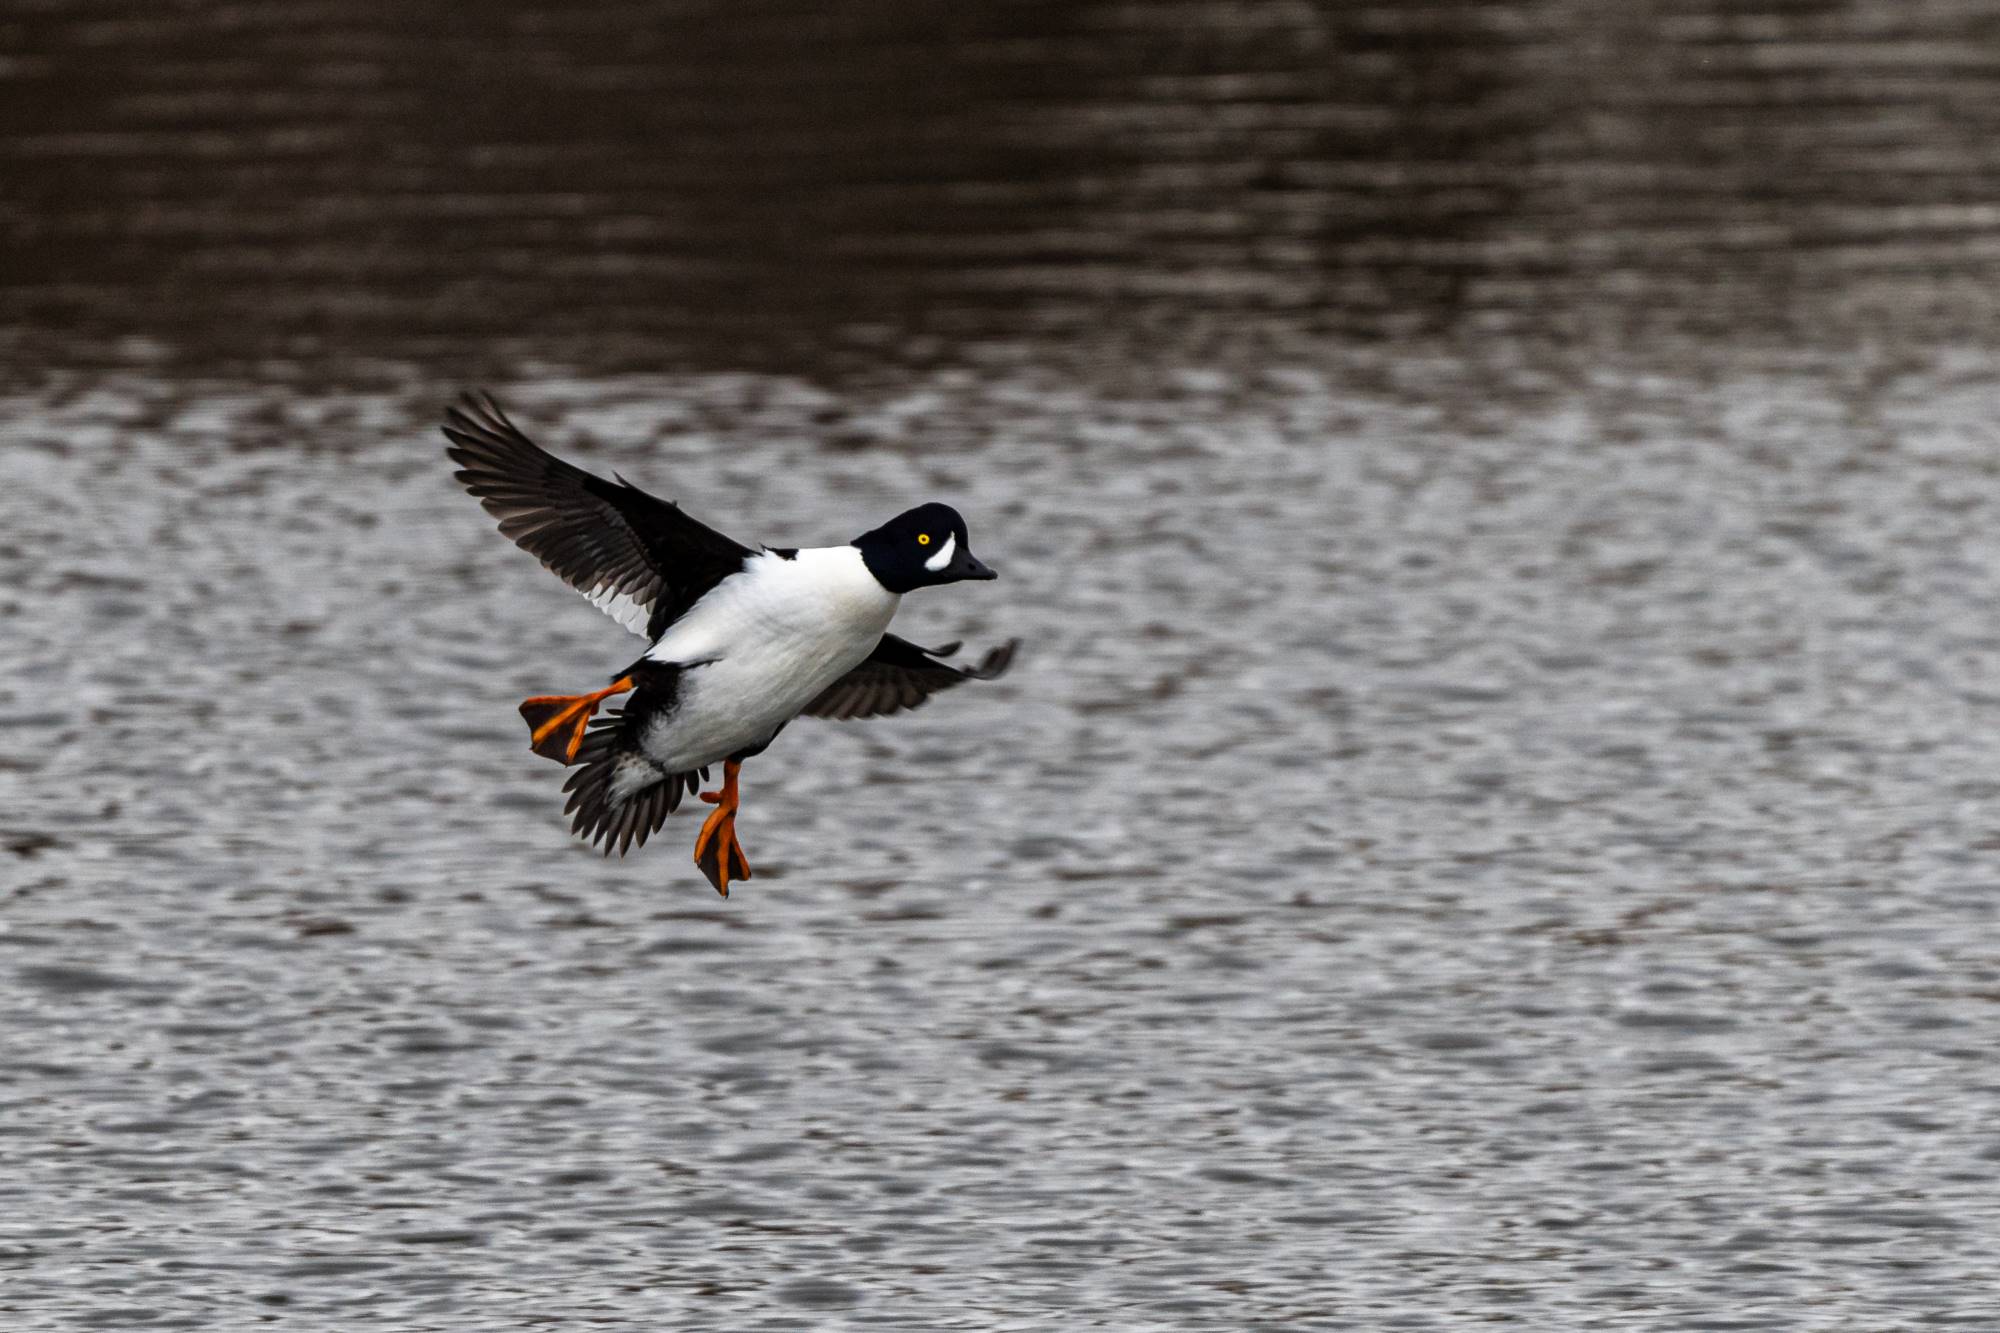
691 760 751 897
518 675 634 764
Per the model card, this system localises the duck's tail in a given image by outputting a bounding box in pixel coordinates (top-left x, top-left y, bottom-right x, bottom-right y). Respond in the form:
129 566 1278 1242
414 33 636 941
559 717 706 857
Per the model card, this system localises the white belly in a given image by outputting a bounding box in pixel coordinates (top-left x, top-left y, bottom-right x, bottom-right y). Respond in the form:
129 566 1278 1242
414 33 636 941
637 546 899 772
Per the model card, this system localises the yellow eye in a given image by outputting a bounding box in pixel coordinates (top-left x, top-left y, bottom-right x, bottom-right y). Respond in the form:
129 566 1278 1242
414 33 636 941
917 533 932 546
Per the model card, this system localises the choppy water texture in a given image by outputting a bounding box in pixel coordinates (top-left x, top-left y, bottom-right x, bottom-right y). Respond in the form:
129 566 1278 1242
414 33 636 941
8 3 2000 1330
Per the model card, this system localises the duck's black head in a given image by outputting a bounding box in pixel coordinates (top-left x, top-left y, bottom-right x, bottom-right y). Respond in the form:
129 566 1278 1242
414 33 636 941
854 503 997 594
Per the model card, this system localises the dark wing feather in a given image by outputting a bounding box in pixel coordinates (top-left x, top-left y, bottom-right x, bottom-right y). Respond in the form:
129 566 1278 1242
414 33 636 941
802 635 1019 722
443 391 753 639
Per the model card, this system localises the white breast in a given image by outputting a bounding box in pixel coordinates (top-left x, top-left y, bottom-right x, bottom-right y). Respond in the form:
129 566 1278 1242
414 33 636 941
639 546 899 771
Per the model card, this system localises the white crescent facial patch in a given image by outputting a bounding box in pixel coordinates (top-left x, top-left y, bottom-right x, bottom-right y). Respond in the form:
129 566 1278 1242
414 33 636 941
923 531 956 572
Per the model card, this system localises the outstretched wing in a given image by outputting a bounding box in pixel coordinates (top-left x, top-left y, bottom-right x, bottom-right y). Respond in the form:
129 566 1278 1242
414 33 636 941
443 392 753 639
802 635 1019 721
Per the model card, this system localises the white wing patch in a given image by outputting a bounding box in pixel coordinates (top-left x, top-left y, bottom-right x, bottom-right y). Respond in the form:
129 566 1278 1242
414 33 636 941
585 582 653 637
923 532 956 573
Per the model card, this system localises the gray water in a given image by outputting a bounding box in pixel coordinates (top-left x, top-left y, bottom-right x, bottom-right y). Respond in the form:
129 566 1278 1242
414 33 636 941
9 3 2000 1330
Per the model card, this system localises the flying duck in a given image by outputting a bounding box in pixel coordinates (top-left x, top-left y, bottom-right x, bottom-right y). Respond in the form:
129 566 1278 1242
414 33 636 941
443 392 1016 896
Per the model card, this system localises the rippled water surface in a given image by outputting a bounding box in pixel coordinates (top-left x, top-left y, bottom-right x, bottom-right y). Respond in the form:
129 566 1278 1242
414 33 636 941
8 3 2000 1329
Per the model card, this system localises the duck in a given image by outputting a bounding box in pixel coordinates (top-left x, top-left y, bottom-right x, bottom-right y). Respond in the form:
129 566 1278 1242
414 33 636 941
443 392 1016 897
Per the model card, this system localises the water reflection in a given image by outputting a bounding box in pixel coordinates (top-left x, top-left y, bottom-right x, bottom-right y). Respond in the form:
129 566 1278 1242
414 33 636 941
8 1 2000 371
